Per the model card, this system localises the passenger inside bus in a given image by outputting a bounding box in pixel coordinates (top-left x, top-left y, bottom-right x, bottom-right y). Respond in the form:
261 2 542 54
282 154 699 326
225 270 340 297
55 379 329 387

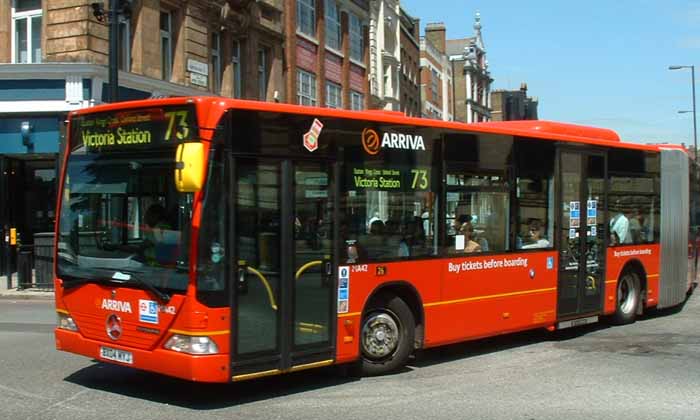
459 221 482 253
609 203 632 245
143 204 177 265
521 219 551 249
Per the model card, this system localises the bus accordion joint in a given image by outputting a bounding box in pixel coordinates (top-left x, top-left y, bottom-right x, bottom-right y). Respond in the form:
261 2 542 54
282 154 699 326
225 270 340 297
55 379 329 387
174 142 204 192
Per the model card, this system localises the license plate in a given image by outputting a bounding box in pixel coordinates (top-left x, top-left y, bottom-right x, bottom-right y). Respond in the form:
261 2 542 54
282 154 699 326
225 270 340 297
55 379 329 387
100 346 133 364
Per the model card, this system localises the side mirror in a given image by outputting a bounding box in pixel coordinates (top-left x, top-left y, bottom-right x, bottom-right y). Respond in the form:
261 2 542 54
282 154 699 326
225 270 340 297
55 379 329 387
174 142 204 192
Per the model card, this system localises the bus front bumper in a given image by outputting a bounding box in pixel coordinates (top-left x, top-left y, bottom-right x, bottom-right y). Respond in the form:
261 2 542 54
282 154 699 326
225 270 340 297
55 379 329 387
55 328 230 383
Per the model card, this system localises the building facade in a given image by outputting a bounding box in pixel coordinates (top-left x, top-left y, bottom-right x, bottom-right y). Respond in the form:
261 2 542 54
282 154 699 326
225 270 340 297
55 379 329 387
398 6 419 117
0 0 285 275
420 23 452 121
446 12 491 123
368 0 399 111
285 0 370 110
491 83 539 121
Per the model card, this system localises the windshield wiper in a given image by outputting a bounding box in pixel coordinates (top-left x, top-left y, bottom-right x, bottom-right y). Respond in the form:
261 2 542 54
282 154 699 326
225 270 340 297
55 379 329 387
60 274 103 290
71 266 171 303
109 268 172 304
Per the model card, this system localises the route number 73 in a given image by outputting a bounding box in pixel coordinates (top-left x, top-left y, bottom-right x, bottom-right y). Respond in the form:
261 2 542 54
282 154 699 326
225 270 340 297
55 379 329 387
164 110 190 141
411 169 429 190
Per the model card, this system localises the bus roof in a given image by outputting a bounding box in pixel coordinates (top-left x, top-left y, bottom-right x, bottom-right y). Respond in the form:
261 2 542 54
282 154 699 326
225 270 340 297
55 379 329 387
70 96 687 154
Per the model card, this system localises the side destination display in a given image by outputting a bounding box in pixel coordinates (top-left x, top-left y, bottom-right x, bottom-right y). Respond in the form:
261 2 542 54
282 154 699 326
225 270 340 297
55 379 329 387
348 166 431 192
72 105 197 152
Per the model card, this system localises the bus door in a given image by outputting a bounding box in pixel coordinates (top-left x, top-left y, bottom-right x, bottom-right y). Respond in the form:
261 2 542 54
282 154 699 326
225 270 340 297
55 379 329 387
556 150 607 320
231 158 336 379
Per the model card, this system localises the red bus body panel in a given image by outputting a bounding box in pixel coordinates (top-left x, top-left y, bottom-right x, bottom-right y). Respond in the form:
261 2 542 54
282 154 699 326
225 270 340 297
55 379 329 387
55 97 681 381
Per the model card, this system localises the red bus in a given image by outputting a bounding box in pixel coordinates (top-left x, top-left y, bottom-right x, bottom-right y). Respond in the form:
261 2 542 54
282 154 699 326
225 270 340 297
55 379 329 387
54 97 696 382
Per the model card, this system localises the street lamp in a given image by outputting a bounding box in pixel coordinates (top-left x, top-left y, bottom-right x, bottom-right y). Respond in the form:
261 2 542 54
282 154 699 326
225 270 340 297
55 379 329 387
669 65 697 161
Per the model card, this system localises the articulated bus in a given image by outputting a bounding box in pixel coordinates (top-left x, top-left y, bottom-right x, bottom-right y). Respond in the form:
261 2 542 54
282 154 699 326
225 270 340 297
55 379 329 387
54 97 696 382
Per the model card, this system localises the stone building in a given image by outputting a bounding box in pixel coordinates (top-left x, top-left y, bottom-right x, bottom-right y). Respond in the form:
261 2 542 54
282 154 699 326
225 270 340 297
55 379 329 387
420 22 452 121
491 83 538 121
367 0 399 111
446 12 491 123
285 0 370 109
0 0 284 275
398 6 419 117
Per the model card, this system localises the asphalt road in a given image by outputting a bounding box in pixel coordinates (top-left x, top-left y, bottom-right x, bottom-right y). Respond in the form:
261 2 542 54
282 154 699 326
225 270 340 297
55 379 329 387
1 292 699 420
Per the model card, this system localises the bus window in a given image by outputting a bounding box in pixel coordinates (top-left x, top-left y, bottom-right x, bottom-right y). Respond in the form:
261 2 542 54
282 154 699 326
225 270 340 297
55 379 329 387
339 125 439 262
341 189 436 261
197 148 227 306
514 139 555 250
443 133 512 254
445 174 509 253
608 150 661 245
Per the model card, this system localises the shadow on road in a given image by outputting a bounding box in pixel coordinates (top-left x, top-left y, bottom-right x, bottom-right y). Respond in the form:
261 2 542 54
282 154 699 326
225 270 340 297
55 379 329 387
64 362 358 409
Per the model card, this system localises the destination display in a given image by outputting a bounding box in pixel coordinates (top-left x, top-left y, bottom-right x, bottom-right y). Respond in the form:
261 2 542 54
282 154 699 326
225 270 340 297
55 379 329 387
347 166 431 192
72 105 197 152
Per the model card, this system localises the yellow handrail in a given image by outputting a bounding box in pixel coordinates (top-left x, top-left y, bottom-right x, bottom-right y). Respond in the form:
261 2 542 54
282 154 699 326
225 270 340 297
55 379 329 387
245 266 278 311
295 260 324 280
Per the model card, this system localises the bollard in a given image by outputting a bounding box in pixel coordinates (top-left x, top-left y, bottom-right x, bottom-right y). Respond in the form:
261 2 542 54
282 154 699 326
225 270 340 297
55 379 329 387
16 246 33 290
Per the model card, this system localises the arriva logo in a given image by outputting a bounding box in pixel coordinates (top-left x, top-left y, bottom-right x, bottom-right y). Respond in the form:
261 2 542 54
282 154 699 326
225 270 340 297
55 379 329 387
362 128 425 155
101 298 133 313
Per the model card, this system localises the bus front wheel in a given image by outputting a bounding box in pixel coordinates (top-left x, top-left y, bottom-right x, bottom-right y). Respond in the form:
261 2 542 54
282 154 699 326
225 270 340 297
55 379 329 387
612 271 640 325
360 295 415 376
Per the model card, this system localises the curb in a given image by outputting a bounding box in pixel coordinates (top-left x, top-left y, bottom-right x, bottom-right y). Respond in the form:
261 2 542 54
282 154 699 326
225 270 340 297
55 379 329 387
0 292 55 301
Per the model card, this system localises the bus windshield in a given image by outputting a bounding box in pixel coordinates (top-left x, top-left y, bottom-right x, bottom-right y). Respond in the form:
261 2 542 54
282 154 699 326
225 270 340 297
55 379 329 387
56 105 197 292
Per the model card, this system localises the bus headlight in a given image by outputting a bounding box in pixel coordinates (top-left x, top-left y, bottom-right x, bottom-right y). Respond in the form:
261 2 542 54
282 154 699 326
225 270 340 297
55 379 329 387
56 312 78 331
164 334 219 355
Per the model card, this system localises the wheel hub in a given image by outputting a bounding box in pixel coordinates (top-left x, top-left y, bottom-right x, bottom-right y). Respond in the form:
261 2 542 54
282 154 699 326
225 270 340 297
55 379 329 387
361 312 400 360
618 275 636 314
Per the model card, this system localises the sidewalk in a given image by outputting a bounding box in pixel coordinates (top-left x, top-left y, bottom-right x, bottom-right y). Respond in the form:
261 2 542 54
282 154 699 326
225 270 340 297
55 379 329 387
0 274 55 300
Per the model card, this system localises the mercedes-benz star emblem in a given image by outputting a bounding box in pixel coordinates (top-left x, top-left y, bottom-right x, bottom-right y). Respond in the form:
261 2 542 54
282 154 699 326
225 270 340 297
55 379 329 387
111 290 117 298
106 314 122 340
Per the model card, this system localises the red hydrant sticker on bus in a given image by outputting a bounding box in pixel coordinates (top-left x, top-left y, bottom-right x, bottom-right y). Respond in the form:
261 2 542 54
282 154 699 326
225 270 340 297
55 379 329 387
303 119 324 152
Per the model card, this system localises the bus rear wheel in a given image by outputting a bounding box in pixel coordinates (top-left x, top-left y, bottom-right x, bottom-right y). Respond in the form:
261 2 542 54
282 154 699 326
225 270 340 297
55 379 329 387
612 271 640 325
360 295 415 376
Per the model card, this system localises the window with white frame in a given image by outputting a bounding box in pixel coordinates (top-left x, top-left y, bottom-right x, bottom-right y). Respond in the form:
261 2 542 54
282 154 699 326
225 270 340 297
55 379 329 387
326 81 342 108
211 32 221 93
12 0 42 64
258 47 269 100
297 0 316 37
350 90 364 110
325 0 340 50
349 13 363 62
232 40 242 98
118 15 131 71
297 69 317 106
160 11 174 80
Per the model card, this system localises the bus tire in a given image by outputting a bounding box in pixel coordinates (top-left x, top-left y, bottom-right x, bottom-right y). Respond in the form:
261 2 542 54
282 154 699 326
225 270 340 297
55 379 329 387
612 271 640 325
360 295 415 376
